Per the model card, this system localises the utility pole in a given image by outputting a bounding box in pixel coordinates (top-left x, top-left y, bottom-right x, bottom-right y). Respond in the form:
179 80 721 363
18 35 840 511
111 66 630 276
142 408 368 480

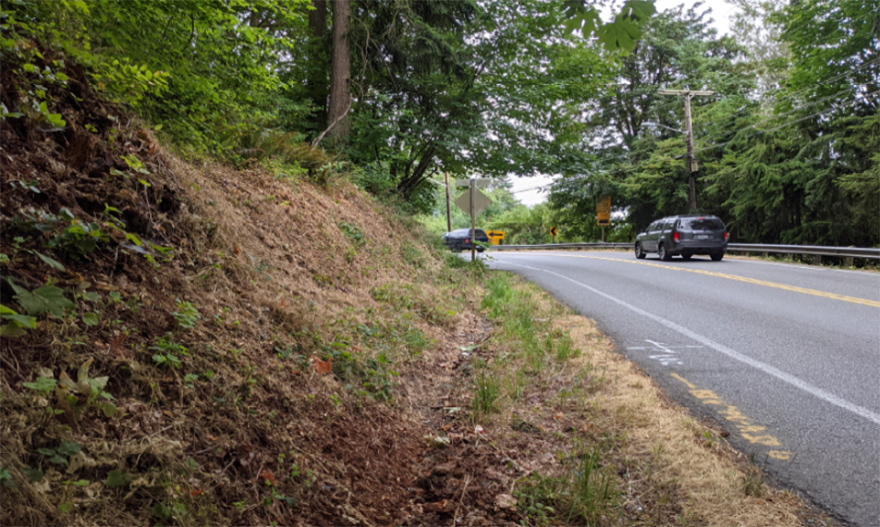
658 89 714 212
444 172 452 233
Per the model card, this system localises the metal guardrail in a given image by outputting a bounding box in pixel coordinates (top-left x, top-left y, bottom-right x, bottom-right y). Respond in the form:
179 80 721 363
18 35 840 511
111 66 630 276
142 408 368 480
489 242 880 260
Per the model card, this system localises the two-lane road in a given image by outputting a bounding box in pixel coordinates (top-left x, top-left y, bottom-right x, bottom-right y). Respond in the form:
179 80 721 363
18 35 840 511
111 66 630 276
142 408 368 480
487 251 880 526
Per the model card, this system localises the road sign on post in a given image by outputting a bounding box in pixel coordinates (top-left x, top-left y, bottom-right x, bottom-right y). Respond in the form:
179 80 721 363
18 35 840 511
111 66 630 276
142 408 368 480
487 230 505 245
549 227 557 237
597 196 611 226
454 186 492 219
453 179 493 262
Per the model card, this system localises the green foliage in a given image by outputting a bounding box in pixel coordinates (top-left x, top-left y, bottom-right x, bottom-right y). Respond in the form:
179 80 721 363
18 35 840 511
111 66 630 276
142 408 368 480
37 441 82 467
22 376 58 395
338 221 365 247
515 444 617 524
8 281 74 319
0 304 37 337
24 360 117 420
320 340 398 401
473 364 501 418
150 335 187 369
0 467 14 488
563 0 656 52
105 469 130 488
2 0 311 156
173 299 201 329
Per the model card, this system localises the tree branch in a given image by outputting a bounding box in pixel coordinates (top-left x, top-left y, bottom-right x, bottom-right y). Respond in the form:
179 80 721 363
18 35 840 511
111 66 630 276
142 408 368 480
311 99 352 150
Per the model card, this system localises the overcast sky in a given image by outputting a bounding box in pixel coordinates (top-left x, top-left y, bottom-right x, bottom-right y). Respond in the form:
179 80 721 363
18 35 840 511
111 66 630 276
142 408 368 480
507 0 741 206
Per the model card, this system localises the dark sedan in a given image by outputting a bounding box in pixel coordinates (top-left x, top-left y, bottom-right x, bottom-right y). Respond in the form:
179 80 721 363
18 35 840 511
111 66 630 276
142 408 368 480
442 228 489 252
635 215 728 261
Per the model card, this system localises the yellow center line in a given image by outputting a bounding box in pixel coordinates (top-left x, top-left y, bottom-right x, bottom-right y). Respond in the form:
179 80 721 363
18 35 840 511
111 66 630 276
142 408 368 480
517 252 880 308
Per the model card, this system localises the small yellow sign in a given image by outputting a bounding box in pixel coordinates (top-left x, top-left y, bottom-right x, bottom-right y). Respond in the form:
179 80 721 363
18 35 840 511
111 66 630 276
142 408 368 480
487 230 505 245
549 227 557 237
597 196 611 226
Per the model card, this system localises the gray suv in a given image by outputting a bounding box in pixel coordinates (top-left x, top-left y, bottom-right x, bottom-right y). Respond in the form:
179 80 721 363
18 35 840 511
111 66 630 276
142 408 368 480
635 215 728 261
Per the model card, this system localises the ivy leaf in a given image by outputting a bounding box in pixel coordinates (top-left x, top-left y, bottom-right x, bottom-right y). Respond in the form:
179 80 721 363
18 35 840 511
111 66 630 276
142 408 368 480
0 324 27 337
97 401 119 417
56 441 82 457
15 285 74 317
21 466 44 482
105 469 129 488
83 291 102 302
82 312 100 326
32 250 65 271
49 455 68 466
0 304 37 327
58 502 74 513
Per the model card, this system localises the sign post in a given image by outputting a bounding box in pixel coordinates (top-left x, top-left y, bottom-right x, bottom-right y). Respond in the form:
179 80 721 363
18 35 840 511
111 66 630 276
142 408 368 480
453 179 493 262
470 180 476 262
444 172 452 233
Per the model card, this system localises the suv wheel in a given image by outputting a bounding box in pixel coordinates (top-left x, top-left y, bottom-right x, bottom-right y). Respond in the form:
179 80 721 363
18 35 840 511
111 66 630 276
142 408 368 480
658 243 672 261
710 252 724 261
635 242 646 259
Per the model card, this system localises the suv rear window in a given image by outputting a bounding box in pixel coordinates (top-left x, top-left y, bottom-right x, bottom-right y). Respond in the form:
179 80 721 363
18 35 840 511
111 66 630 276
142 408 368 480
679 218 725 231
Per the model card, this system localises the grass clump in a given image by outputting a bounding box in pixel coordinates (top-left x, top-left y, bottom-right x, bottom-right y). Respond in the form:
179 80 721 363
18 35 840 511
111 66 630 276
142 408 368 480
473 361 501 419
516 443 618 525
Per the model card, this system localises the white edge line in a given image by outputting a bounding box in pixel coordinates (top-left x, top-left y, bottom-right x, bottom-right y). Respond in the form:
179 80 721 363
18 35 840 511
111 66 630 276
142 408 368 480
500 261 880 426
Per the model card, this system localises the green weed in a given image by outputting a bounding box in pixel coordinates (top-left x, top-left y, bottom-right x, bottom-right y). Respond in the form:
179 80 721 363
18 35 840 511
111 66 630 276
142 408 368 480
173 299 201 329
515 443 617 525
473 363 501 418
338 221 365 247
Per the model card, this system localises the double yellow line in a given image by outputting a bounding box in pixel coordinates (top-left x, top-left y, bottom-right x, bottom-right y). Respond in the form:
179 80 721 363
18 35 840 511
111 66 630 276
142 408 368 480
547 254 880 308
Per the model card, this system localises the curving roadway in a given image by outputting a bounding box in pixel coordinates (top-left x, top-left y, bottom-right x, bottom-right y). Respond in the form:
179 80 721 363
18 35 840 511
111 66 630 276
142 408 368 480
486 250 880 526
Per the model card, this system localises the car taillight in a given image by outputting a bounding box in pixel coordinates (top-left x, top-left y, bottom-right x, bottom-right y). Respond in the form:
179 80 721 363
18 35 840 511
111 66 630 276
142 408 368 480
673 231 680 242
465 238 470 244
724 232 729 240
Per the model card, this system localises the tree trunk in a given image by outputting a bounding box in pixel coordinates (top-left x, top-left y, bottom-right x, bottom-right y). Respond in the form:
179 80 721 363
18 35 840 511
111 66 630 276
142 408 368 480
306 0 329 133
398 145 436 196
327 0 351 141
308 0 327 38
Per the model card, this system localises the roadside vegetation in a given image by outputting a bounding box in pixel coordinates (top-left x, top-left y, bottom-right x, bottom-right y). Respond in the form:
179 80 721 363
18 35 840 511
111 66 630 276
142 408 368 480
0 1 853 525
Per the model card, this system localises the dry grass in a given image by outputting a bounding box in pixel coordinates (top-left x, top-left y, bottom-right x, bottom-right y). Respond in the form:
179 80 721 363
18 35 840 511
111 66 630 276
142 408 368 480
522 279 831 527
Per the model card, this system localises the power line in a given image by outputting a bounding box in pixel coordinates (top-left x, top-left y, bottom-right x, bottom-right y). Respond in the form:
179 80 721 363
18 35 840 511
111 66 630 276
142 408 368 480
695 83 871 145
694 57 880 135
693 88 879 155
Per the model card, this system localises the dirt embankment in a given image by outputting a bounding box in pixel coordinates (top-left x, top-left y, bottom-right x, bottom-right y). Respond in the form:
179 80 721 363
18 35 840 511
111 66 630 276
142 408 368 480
1 48 838 527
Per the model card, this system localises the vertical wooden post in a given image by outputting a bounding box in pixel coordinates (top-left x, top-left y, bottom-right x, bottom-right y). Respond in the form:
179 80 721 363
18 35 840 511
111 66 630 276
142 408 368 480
444 172 452 233
470 179 476 262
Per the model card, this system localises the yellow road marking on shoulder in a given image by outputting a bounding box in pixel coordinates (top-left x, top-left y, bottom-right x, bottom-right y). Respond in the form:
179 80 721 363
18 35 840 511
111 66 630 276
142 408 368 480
670 372 696 389
670 373 792 455
549 254 880 308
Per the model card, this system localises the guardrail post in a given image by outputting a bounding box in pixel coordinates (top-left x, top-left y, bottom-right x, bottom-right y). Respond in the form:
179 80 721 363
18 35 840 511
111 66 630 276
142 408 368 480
812 255 822 266
844 256 853 268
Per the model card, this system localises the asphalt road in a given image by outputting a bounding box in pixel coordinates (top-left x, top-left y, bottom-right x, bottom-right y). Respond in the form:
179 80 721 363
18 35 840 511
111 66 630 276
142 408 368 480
486 250 880 527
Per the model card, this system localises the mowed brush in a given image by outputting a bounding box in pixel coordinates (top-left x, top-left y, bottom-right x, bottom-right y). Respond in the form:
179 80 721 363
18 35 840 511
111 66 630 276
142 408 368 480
0 39 476 526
